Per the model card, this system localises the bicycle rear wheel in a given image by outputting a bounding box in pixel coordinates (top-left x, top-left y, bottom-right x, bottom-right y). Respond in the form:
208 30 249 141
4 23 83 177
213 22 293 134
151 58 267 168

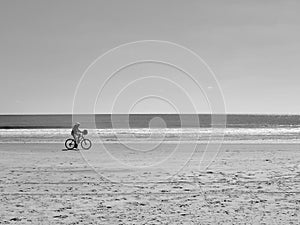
81 138 92 150
65 139 76 150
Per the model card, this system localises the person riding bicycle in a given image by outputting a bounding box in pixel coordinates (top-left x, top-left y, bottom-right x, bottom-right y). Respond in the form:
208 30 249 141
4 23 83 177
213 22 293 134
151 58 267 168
71 122 82 148
65 123 91 150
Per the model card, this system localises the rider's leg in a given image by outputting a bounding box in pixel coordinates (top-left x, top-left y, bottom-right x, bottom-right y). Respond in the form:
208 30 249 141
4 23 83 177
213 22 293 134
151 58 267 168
75 135 79 148
72 134 78 148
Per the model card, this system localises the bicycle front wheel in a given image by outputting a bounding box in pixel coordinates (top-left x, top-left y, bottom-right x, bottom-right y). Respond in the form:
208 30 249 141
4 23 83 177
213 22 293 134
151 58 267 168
81 139 92 150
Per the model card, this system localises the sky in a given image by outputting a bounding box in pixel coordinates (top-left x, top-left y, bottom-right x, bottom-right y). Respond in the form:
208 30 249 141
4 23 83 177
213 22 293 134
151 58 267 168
0 0 300 114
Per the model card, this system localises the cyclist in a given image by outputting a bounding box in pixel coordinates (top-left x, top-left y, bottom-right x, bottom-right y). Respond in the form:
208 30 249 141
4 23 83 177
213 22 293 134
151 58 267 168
71 122 82 149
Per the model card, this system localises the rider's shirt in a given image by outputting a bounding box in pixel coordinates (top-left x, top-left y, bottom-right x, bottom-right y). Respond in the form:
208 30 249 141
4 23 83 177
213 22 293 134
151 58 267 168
71 124 80 135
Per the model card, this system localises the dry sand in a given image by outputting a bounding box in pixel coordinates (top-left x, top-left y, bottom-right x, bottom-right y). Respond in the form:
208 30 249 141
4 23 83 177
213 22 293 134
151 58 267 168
0 141 299 224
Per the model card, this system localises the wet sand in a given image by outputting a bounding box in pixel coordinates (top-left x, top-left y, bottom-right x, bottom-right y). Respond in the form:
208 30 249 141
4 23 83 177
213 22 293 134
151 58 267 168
0 142 299 224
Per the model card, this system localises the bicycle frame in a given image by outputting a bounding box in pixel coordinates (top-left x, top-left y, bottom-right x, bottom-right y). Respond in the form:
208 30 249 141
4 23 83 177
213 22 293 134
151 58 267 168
78 133 85 143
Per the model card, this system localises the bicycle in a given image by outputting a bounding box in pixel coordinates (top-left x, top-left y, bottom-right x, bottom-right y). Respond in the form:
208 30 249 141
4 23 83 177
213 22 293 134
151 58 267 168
65 129 92 150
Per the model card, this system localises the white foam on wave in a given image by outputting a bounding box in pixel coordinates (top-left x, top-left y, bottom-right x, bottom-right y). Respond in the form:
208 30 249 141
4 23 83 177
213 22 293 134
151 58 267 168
1 127 300 136
0 128 300 143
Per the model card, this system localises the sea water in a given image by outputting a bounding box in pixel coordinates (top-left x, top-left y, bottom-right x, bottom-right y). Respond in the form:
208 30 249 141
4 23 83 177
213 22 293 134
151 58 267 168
0 114 300 143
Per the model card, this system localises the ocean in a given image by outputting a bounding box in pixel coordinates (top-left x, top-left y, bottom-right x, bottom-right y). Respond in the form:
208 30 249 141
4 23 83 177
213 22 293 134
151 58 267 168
0 114 299 144
0 114 300 129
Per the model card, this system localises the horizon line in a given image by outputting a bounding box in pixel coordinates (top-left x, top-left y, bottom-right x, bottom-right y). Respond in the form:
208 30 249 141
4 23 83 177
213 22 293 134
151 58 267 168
0 113 300 116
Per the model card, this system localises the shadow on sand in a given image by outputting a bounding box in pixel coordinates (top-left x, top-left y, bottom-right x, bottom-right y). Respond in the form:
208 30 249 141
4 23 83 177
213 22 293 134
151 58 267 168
61 148 79 152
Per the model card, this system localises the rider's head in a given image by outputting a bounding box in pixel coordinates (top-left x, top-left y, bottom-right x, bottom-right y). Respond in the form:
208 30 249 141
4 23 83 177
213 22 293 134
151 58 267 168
75 122 80 126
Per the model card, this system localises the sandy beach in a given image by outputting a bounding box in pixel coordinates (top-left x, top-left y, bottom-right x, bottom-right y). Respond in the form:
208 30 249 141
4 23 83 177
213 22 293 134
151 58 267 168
0 133 299 224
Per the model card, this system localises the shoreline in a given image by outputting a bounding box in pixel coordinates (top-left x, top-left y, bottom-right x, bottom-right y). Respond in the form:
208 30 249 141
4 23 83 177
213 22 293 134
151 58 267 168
1 128 300 144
